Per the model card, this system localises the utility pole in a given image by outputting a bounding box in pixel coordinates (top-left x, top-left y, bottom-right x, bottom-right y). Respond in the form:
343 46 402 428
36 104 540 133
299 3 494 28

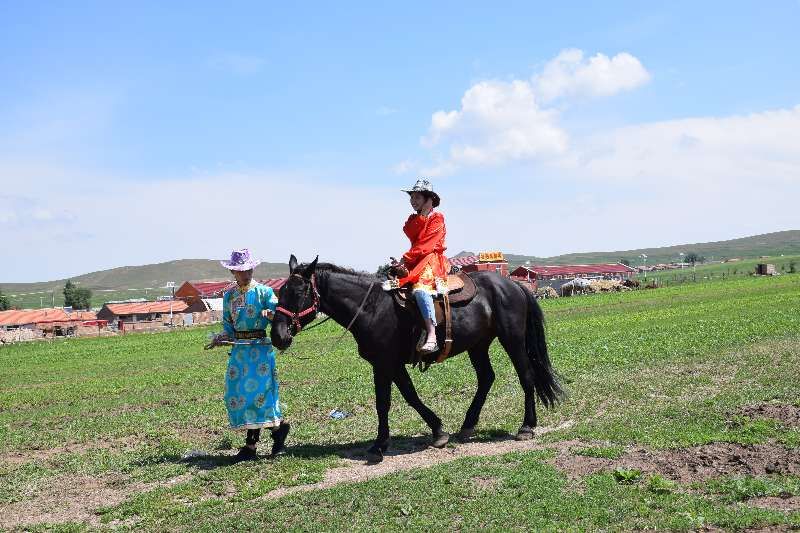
165 282 176 326
640 253 648 280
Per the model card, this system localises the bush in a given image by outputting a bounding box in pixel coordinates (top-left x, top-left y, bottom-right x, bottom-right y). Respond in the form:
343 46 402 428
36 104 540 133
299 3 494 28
63 280 92 310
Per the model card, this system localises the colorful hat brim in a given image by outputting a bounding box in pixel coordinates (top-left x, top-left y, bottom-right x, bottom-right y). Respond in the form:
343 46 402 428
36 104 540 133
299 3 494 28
220 260 261 271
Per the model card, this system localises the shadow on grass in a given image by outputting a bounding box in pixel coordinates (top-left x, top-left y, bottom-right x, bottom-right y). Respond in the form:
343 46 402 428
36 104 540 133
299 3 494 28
171 427 515 470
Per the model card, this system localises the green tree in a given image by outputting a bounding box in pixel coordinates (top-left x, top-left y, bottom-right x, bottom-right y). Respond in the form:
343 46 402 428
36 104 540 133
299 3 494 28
619 258 631 266
0 290 9 311
63 280 92 310
375 263 393 279
685 252 699 265
790 261 797 274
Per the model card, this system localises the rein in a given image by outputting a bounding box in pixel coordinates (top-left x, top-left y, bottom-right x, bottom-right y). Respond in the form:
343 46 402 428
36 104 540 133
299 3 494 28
276 272 376 357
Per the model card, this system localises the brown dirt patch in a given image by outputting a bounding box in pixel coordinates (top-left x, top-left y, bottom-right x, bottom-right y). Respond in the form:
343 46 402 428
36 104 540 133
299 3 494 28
554 453 615 480
553 442 800 484
0 435 143 465
738 402 800 427
471 476 500 491
746 496 800 512
747 496 800 512
0 473 191 529
263 421 576 499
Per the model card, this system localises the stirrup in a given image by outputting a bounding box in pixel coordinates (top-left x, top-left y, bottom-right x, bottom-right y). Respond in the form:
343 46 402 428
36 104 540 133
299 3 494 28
419 340 439 354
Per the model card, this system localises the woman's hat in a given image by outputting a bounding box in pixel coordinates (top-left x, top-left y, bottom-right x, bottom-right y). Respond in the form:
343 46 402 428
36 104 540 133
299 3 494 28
403 178 440 207
220 248 262 271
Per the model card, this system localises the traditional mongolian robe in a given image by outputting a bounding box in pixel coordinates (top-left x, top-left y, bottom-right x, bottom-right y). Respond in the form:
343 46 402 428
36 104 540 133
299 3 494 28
398 210 450 294
222 282 282 429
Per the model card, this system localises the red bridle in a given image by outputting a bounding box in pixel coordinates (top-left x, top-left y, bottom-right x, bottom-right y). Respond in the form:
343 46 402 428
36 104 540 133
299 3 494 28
275 273 320 335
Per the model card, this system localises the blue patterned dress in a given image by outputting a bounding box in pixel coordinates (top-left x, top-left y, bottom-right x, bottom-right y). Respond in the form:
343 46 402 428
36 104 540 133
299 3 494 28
222 282 282 429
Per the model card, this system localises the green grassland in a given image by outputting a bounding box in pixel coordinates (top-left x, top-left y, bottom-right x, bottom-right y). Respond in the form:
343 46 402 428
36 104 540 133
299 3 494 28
506 229 800 267
640 254 800 286
1 273 799 530
2 287 175 311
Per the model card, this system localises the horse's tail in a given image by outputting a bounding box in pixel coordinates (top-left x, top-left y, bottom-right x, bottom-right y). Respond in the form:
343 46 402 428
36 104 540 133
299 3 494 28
520 283 565 408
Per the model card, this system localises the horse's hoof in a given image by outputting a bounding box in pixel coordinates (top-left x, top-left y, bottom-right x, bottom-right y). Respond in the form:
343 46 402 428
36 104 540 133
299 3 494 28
515 427 535 441
365 447 384 463
431 430 450 448
456 427 476 442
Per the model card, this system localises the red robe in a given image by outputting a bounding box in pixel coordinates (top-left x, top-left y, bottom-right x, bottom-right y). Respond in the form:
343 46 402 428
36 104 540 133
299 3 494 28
398 210 450 288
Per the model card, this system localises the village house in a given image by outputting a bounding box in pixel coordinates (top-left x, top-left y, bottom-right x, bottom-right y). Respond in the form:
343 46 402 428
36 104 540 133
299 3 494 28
174 279 287 305
0 308 104 341
96 300 206 329
449 252 510 276
510 263 637 282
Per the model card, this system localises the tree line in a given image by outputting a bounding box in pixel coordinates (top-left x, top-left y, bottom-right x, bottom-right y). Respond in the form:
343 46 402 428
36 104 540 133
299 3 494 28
0 281 92 311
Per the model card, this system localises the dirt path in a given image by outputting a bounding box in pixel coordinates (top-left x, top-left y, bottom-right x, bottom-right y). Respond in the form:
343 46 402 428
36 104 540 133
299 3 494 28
264 421 576 499
0 474 192 530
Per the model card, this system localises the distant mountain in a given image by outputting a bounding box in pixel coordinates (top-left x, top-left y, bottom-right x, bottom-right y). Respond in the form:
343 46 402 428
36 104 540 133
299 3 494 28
1 259 289 304
3 230 798 309
506 230 800 268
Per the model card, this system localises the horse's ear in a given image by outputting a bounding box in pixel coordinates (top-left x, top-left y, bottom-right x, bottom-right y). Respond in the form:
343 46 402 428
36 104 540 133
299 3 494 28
302 255 319 279
289 254 298 274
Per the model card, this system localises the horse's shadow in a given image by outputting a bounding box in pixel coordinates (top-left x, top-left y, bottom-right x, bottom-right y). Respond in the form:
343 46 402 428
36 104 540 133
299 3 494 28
175 428 514 471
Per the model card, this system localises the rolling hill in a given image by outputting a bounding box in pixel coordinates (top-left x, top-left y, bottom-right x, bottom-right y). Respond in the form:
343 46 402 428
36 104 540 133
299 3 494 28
503 229 800 269
2 230 798 309
1 259 289 309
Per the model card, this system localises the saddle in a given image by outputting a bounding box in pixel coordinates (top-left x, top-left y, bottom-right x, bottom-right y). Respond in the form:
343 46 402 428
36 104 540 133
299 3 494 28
390 272 478 370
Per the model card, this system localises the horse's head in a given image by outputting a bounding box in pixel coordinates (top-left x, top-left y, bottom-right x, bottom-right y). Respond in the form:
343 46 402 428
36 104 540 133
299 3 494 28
271 254 319 350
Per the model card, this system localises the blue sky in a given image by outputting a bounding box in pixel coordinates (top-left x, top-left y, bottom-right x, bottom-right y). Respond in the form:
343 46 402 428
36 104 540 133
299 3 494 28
1 2 799 282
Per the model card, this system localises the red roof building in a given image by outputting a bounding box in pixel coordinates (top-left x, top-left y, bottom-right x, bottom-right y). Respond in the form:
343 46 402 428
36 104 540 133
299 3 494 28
0 308 98 330
96 300 205 324
511 263 636 281
450 252 509 276
175 279 287 304
449 255 479 267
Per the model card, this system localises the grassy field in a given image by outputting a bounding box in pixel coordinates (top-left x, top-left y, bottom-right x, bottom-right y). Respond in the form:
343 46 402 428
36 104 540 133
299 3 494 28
639 254 800 287
506 229 800 267
1 273 799 530
2 287 175 311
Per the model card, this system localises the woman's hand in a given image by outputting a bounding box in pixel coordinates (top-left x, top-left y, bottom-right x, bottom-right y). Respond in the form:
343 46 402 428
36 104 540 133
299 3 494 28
204 333 228 350
390 257 409 278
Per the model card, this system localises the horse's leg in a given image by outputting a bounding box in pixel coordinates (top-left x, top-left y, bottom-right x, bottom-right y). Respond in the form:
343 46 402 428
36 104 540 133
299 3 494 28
457 340 495 441
497 324 538 441
366 367 392 462
392 365 449 448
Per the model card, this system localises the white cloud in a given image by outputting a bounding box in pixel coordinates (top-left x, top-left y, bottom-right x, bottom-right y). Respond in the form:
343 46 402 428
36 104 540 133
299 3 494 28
421 48 650 175
0 169 410 282
570 105 800 185
422 80 568 175
533 49 651 103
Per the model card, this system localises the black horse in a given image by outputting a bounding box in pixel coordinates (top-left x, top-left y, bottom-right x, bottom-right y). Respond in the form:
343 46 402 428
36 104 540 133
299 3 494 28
271 255 563 462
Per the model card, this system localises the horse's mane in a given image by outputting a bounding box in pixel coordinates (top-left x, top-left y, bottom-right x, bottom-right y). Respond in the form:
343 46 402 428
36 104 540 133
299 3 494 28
300 262 379 281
